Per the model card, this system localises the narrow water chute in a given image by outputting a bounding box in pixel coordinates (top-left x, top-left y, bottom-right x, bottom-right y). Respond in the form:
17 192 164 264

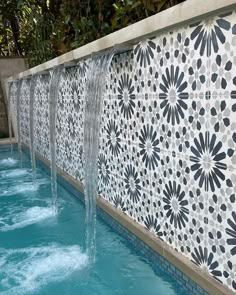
83 51 114 262
7 82 13 157
49 66 63 214
29 74 38 181
16 79 23 166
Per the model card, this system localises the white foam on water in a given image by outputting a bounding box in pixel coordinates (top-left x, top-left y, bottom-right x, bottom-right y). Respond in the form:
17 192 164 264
0 179 49 197
0 206 56 232
0 158 18 166
0 183 38 197
0 244 88 294
0 168 30 179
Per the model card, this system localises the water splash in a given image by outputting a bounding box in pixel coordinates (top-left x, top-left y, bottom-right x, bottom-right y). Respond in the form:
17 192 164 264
7 82 13 156
0 168 30 179
16 79 23 167
29 75 38 181
49 66 63 214
0 206 56 232
0 244 88 295
0 179 49 197
83 52 114 262
0 158 18 166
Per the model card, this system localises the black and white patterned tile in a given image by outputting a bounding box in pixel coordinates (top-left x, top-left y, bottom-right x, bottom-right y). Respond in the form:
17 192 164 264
33 74 51 160
9 81 18 126
19 79 31 146
12 7 236 293
56 62 87 183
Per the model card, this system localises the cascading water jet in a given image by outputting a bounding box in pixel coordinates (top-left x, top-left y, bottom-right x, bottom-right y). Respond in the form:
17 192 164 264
29 74 38 182
83 51 114 263
49 66 63 214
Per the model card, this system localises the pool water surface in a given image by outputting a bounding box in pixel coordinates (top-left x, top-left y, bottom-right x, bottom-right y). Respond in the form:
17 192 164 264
0 150 189 295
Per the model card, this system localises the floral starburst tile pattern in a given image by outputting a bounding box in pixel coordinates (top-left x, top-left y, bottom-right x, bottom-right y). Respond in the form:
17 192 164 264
13 8 236 293
56 62 87 183
190 131 227 192
33 74 51 160
19 79 31 146
9 81 19 128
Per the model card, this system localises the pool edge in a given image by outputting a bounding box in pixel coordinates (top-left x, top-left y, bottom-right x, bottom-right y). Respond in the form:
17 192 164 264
0 138 17 145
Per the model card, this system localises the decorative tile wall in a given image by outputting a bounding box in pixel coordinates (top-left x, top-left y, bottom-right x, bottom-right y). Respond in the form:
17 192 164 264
9 81 18 130
11 8 236 293
56 63 87 182
19 79 30 146
33 74 51 160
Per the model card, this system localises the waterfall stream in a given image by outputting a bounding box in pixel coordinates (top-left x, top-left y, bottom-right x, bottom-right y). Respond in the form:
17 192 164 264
7 82 13 157
16 80 23 166
83 52 114 262
49 66 63 214
29 75 38 181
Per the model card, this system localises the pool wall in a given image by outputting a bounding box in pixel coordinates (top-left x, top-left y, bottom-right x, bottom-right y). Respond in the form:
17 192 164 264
8 0 236 293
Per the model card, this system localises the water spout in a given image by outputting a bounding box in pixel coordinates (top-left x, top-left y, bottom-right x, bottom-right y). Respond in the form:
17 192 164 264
7 82 13 157
49 66 63 214
83 51 114 263
29 75 38 181
16 80 23 167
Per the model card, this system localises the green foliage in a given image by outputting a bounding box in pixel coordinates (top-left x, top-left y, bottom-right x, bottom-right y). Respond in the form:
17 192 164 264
0 0 58 65
0 0 184 66
0 0 25 55
28 10 56 66
111 0 176 29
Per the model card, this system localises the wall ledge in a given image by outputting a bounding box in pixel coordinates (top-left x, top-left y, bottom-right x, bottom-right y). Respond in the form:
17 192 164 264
0 138 17 145
8 0 236 82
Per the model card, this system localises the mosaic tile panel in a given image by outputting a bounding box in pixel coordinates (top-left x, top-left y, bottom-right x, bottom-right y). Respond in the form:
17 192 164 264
19 79 31 146
97 10 236 293
33 74 51 160
11 8 236 293
10 81 19 131
56 62 88 182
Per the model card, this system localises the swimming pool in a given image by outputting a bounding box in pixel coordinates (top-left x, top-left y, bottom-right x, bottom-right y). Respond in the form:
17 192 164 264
0 148 193 295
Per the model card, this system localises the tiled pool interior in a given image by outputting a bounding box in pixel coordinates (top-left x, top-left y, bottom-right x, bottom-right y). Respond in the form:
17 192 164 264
0 146 206 295
8 6 236 294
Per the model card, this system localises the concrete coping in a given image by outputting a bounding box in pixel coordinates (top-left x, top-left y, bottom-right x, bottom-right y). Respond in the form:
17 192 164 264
7 0 236 82
29 145 234 295
0 138 17 145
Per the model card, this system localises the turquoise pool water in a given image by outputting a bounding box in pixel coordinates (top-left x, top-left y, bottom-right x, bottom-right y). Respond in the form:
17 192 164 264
0 149 189 295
